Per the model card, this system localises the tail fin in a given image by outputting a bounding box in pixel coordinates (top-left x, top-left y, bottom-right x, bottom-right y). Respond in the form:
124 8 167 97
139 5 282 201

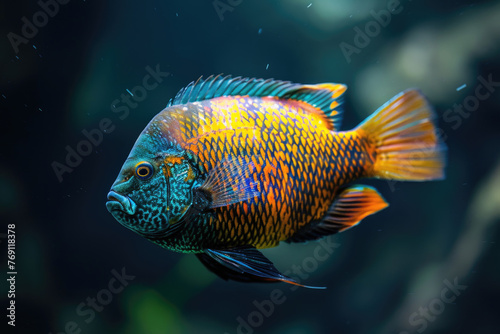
356 89 446 181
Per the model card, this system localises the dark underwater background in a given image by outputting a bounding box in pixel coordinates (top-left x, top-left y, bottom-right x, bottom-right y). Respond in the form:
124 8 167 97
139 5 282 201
1 0 500 333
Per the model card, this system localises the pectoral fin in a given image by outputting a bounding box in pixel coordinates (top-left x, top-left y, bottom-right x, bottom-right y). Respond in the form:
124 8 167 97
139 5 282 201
175 155 264 225
200 156 262 209
196 247 325 289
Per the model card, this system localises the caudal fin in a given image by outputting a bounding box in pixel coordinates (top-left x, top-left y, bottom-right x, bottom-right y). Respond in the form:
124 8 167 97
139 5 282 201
356 90 446 181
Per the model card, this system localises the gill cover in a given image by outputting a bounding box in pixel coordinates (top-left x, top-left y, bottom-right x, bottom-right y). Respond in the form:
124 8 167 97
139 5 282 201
162 152 199 225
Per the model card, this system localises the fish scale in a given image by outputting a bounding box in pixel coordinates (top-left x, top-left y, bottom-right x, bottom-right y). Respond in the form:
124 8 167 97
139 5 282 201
163 96 371 249
107 75 445 287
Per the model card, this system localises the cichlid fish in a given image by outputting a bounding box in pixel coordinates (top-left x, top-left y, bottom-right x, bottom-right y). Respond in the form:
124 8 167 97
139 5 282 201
106 75 446 288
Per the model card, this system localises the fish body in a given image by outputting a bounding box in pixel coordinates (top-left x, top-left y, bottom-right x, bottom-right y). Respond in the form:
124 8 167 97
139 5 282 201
106 75 445 287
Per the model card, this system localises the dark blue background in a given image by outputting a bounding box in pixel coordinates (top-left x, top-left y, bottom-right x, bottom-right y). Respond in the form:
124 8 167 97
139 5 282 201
1 1 499 333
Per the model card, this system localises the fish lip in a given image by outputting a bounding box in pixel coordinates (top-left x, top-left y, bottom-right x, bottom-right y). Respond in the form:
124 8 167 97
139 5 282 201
106 191 137 215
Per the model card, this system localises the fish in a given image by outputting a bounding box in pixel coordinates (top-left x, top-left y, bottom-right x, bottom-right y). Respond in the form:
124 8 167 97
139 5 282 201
106 75 446 288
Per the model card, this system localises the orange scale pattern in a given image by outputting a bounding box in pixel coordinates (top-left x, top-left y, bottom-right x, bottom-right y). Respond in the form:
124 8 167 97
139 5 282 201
173 96 372 249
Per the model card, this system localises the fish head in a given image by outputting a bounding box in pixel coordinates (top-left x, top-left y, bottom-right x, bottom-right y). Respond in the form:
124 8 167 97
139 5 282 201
106 127 199 237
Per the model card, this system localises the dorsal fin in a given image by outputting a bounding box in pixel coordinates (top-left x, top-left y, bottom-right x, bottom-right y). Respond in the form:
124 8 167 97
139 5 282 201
168 75 347 130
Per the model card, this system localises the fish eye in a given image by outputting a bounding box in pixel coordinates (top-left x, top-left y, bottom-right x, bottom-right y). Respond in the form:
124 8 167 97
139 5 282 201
134 161 154 180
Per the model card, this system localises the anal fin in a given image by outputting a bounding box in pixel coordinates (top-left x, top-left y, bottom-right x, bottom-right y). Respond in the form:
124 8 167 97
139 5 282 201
287 186 388 243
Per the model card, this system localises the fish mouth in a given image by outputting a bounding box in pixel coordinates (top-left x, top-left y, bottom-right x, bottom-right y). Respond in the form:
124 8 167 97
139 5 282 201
106 191 137 215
